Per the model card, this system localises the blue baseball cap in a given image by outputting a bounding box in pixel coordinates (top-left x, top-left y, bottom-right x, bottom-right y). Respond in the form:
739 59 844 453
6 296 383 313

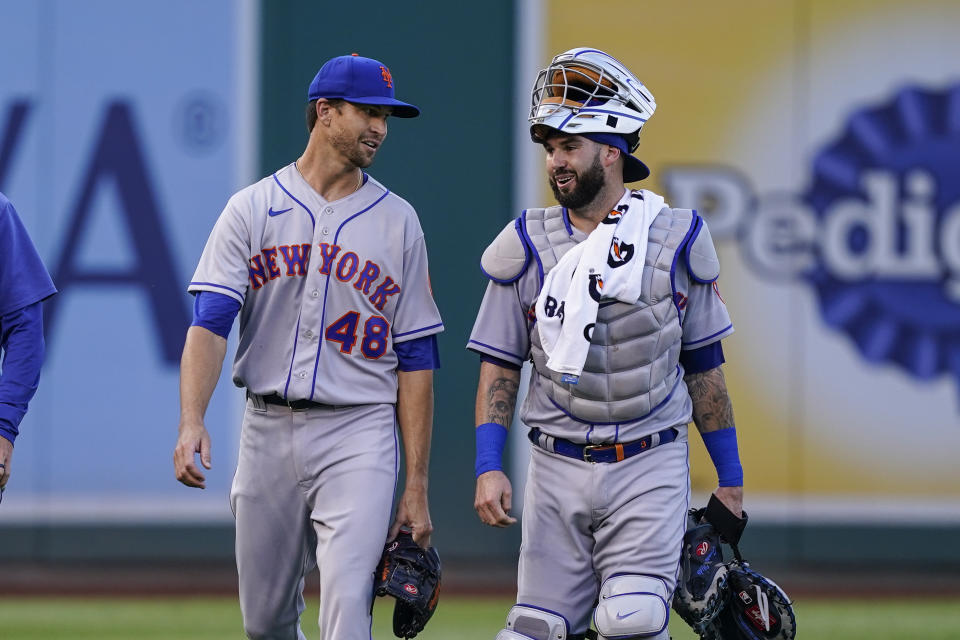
307 54 420 118
581 132 650 182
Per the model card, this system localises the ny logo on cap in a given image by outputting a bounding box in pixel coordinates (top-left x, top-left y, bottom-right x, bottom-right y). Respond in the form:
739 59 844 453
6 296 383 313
379 65 393 88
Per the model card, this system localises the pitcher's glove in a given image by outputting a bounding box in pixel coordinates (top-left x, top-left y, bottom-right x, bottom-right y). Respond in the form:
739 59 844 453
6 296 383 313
672 508 729 635
374 531 442 638
714 561 796 640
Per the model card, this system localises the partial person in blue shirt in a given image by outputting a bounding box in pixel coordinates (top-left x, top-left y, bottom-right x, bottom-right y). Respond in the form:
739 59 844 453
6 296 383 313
0 192 58 499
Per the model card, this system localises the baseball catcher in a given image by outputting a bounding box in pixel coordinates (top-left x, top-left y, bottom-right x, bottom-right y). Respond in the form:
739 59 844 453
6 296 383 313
471 45 747 640
674 496 796 639
374 530 442 638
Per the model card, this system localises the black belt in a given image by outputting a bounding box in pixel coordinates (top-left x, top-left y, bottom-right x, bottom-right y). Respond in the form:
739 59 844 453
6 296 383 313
527 426 678 463
257 393 329 410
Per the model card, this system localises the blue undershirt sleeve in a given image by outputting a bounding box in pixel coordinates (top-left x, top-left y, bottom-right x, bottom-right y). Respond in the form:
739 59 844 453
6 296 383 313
191 290 241 339
395 334 441 372
0 302 46 444
680 341 725 375
477 353 523 371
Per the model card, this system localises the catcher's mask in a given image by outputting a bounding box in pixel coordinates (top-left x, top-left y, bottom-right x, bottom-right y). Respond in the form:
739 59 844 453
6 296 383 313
530 47 656 181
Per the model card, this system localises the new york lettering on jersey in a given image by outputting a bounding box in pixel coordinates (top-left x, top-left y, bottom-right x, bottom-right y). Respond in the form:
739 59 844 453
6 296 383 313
248 241 401 310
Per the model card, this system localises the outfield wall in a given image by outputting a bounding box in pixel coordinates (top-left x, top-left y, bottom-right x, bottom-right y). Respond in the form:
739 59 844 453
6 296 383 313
0 0 957 567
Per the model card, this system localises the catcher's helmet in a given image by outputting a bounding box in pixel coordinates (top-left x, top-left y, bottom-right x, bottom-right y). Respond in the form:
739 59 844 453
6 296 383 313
529 47 656 181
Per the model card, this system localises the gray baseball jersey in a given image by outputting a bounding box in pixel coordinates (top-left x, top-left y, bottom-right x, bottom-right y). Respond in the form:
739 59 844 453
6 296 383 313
468 213 732 444
189 162 444 403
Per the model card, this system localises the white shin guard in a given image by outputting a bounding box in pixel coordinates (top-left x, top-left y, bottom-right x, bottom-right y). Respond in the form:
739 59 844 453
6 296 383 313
592 575 670 639
495 605 569 640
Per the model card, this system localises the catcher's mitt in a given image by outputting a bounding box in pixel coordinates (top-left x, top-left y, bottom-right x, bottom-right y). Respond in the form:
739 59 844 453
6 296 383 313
674 497 796 640
373 531 442 639
713 561 796 640
672 508 729 634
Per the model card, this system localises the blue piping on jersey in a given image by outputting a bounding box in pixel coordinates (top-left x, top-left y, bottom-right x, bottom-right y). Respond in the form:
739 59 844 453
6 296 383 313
682 323 733 348
309 191 391 401
467 339 525 365
670 210 702 322
189 281 245 302
273 172 316 227
546 366 683 426
283 313 303 400
394 322 444 339
518 209 545 288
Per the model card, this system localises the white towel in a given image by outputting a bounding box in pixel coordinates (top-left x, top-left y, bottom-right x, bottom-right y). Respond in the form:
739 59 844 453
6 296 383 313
535 188 665 383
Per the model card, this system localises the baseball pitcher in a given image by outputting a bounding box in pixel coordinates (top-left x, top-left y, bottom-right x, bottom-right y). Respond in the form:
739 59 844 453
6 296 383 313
468 48 745 640
173 54 443 640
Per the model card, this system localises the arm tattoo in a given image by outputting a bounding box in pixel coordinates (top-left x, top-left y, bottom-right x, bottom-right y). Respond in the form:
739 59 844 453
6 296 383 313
685 366 735 433
486 377 519 426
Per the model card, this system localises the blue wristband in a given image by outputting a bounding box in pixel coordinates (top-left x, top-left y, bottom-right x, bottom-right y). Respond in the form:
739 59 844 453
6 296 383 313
701 427 744 487
475 422 508 478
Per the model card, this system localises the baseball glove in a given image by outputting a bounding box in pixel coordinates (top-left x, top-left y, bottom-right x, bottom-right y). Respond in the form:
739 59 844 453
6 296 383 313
373 530 442 639
674 497 796 640
713 561 796 640
672 508 729 634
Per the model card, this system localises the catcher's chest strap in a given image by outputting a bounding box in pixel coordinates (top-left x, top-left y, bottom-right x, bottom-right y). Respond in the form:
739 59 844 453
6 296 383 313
527 427 678 464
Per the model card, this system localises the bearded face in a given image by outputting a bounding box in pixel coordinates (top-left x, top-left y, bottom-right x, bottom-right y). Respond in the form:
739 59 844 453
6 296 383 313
549 149 605 209
544 135 608 210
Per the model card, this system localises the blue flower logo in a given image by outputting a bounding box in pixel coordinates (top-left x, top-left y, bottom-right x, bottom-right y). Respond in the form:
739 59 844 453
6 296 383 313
802 85 960 381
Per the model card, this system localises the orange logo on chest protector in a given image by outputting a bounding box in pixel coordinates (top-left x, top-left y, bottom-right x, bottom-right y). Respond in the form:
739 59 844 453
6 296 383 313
380 65 393 88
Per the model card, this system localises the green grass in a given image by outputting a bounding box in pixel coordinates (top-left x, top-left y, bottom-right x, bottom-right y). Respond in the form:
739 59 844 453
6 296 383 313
0 595 958 639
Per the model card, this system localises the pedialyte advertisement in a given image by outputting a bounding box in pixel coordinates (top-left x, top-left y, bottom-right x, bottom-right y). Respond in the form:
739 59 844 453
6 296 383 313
541 0 960 522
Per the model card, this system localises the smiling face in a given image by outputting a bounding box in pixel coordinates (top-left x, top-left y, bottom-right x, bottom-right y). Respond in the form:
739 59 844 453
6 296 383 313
326 101 391 168
543 133 607 210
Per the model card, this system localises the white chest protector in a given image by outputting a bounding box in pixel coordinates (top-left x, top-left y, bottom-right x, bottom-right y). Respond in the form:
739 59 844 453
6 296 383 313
481 205 719 425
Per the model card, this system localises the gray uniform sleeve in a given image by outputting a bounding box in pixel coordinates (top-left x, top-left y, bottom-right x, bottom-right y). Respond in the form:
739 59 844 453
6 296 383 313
467 280 531 367
676 264 734 350
392 235 444 343
188 197 251 304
